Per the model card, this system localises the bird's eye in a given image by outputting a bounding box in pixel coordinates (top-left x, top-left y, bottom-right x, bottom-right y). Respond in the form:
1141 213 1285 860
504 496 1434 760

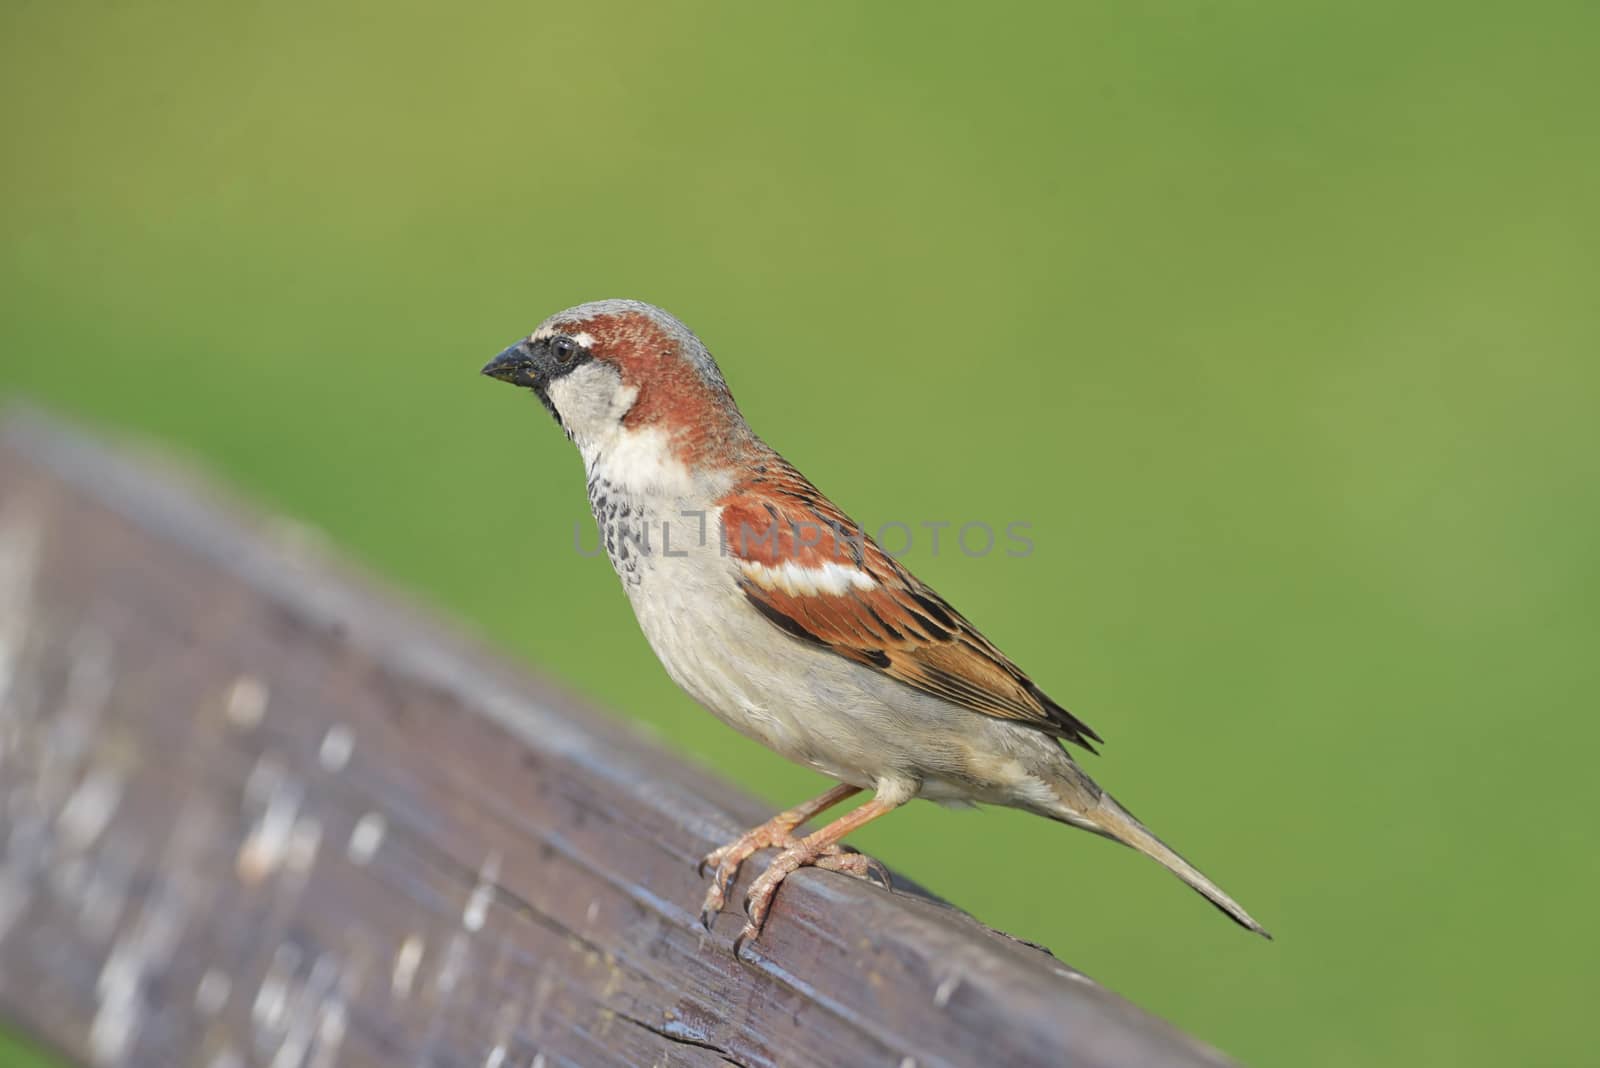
552 337 576 363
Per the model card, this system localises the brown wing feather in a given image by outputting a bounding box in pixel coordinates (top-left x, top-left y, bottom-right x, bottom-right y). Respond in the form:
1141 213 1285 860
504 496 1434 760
720 457 1102 753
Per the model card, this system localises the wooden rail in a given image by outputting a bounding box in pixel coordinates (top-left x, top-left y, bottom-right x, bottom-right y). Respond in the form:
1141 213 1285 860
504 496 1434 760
0 410 1236 1068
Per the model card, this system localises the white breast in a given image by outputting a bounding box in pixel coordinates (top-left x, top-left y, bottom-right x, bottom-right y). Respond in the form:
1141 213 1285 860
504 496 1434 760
579 428 954 798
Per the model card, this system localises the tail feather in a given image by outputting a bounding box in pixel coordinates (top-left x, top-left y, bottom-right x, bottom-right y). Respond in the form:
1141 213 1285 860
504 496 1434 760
1079 792 1272 939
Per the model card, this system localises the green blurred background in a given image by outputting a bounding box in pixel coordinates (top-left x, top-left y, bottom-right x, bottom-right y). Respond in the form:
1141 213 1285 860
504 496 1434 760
3 2 1597 1065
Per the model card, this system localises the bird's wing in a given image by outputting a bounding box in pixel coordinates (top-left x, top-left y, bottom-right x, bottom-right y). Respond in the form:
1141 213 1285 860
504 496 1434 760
718 457 1102 752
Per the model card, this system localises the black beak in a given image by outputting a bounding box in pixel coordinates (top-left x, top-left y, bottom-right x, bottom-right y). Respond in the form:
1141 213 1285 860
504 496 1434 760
481 342 539 389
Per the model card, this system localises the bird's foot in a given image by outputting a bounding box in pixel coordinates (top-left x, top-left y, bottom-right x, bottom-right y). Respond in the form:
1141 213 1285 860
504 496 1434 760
730 840 890 957
698 826 888 932
697 822 795 928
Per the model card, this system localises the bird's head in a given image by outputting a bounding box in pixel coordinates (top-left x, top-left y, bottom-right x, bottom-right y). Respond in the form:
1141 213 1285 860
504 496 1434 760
482 299 751 467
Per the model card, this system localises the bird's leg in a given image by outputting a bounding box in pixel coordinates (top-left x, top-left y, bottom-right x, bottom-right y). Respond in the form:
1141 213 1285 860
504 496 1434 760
698 783 862 927
734 797 902 956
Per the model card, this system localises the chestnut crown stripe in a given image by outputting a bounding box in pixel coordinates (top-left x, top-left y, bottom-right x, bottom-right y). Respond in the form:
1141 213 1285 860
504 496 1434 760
532 300 753 468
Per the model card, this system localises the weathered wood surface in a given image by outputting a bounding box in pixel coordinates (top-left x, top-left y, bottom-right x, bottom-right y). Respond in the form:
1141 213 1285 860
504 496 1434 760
0 410 1235 1068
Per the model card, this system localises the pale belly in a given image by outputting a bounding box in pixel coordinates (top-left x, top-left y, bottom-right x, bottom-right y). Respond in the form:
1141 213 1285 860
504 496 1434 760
624 549 873 781
587 482 1070 812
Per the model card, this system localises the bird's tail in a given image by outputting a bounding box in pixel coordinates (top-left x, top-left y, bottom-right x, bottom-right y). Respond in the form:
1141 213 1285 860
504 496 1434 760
1061 788 1272 939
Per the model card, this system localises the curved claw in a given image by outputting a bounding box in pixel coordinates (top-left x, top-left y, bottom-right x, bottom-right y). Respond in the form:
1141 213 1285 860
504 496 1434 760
732 924 757 960
699 872 730 927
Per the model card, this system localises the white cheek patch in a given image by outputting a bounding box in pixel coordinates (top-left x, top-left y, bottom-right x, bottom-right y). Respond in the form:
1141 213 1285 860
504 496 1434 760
541 367 578 409
543 364 633 440
739 559 878 597
545 363 697 496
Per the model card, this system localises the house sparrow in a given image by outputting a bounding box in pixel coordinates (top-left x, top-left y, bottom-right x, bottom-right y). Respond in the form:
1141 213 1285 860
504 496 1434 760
482 299 1269 950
